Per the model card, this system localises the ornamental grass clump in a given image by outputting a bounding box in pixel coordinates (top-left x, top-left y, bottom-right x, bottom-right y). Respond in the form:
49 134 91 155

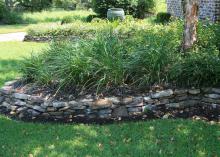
21 21 220 92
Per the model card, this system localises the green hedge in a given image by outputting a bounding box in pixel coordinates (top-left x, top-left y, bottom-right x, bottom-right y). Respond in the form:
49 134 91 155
27 18 152 38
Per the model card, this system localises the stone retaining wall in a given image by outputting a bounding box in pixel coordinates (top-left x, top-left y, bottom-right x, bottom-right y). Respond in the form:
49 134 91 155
0 81 220 122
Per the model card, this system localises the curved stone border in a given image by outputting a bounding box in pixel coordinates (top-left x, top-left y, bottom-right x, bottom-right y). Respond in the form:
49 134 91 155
24 35 81 42
1 81 220 122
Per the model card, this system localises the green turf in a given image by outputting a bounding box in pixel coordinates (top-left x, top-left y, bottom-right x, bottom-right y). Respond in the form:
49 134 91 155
0 116 219 157
0 41 48 87
0 24 29 34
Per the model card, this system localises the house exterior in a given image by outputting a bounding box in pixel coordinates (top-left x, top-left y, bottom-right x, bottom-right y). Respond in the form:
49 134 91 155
167 0 220 22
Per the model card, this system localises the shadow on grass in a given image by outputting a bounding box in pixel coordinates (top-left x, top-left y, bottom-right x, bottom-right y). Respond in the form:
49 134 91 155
0 59 21 87
0 116 219 157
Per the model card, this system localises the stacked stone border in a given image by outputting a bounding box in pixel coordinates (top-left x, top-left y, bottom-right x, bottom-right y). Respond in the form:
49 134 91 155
1 81 220 123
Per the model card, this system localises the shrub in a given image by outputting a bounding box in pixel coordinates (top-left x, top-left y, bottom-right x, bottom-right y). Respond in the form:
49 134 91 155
155 12 171 24
61 13 90 24
26 19 151 39
197 22 220 51
15 0 52 11
2 11 23 24
86 14 100 22
0 0 23 24
0 0 6 20
169 53 220 87
53 0 77 10
136 0 155 19
23 10 90 24
92 0 155 18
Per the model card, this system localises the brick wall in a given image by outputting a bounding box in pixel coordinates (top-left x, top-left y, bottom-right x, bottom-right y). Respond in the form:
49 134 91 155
167 0 220 22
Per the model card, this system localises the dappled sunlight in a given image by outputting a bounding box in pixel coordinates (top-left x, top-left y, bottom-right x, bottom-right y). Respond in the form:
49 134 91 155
0 115 220 156
0 42 48 87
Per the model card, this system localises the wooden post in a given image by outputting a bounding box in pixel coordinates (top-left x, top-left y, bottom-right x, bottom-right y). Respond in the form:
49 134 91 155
182 0 199 52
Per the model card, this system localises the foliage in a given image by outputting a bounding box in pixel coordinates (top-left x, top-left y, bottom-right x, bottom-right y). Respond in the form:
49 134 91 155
0 0 6 20
53 0 77 10
15 0 52 11
136 0 156 19
92 0 155 18
86 14 100 22
27 21 107 38
170 53 220 87
1 11 24 24
155 12 171 24
0 0 23 24
26 18 152 38
22 20 220 91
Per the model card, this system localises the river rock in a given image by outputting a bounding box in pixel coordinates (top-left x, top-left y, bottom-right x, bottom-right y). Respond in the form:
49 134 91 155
143 104 156 112
53 102 68 108
27 109 40 117
33 105 45 112
92 98 112 109
14 100 26 106
144 96 154 104
212 88 220 94
122 97 133 105
128 107 142 112
2 102 10 108
151 89 174 99
202 98 220 104
10 105 18 111
16 107 27 113
13 93 29 100
126 97 144 107
0 86 12 94
108 97 121 105
69 101 86 109
28 96 44 103
47 107 57 112
112 106 128 117
205 94 220 99
188 89 200 95
174 89 188 95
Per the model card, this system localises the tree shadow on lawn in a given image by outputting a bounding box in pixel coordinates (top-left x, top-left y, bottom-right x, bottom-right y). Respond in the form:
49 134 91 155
0 59 21 87
0 116 220 157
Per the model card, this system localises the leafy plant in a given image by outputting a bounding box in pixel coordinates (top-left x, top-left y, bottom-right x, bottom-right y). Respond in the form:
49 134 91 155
92 0 155 18
53 0 77 10
0 0 6 20
15 0 52 11
21 20 220 93
155 12 172 24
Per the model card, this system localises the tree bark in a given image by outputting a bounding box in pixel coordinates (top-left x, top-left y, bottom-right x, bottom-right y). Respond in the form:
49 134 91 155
182 0 199 52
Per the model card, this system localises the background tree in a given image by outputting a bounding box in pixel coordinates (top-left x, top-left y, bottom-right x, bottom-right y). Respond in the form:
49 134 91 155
182 0 199 51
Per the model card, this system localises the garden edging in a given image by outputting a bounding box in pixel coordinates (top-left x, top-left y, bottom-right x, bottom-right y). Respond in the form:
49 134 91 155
1 81 220 122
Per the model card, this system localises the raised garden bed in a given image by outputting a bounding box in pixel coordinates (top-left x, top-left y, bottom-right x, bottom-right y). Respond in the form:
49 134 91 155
1 80 220 123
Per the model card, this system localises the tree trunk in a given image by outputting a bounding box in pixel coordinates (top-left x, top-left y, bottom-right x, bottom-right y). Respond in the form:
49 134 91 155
182 0 199 52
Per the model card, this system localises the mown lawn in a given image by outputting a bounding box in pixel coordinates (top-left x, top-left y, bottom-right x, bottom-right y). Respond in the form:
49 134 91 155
0 41 48 86
0 24 28 34
0 116 220 157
